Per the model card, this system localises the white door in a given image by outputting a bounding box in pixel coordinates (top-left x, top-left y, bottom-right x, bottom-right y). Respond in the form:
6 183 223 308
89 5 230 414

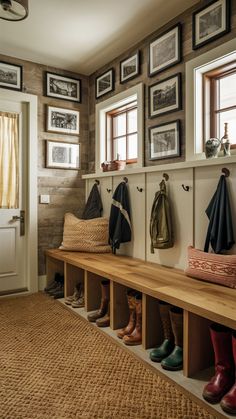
0 99 27 295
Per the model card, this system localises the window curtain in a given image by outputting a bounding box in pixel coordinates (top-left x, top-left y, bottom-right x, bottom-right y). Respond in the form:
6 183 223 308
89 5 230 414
0 112 19 209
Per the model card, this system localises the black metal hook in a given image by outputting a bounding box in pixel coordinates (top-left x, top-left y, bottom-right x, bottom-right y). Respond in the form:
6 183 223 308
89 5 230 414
137 187 143 192
106 188 112 193
95 179 100 185
182 184 190 192
222 167 230 177
123 177 128 183
163 173 169 182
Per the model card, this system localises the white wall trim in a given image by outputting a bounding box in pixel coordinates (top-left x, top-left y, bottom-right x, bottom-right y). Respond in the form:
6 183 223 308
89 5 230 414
95 83 144 172
186 38 236 161
0 89 38 294
38 275 47 291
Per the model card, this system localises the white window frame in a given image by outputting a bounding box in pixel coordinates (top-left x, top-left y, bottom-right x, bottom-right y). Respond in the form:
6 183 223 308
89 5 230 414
95 83 144 173
186 38 236 161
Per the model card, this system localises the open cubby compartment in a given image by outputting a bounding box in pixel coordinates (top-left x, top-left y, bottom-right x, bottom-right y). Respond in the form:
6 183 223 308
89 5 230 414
84 271 110 312
46 255 64 286
64 263 84 298
183 311 214 378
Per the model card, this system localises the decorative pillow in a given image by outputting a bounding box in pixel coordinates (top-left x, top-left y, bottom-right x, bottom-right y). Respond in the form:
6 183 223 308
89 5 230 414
60 213 111 253
185 246 236 289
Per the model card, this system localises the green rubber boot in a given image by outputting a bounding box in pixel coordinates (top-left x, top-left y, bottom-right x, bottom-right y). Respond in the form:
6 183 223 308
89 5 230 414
150 301 174 363
161 307 183 371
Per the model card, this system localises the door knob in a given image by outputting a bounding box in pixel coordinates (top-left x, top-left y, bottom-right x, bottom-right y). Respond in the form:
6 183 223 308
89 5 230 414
11 210 25 236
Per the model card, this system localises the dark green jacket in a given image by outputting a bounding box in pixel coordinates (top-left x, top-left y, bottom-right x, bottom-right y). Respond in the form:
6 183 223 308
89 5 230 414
150 180 173 253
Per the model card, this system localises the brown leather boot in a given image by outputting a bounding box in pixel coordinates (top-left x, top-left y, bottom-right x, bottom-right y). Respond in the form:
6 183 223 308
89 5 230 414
87 280 110 322
123 295 142 346
117 290 136 339
150 301 174 362
96 303 110 327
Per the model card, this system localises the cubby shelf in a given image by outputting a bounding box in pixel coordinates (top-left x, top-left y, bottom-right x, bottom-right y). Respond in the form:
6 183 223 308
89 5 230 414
46 249 236 419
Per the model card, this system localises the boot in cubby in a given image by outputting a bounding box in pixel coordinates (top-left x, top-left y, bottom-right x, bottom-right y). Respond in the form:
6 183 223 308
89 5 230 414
202 323 234 404
87 280 110 322
161 307 183 371
150 301 174 362
96 303 110 327
221 331 236 414
65 282 81 305
71 284 85 308
123 293 142 346
117 289 136 339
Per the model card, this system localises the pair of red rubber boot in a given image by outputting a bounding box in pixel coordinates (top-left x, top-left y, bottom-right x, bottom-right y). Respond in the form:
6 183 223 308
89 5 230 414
202 324 236 415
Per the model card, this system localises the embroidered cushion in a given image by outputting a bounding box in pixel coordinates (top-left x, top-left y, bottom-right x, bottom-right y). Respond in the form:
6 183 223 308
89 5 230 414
185 246 236 289
60 213 111 253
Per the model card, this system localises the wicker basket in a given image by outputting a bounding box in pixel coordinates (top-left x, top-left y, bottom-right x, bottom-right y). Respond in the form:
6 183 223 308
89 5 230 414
101 160 126 172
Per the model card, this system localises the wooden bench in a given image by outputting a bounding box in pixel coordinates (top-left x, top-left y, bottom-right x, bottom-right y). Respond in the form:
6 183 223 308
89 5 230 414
46 248 236 418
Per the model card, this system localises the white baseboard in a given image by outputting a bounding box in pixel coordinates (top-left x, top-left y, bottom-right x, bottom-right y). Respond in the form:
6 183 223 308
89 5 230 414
38 275 47 291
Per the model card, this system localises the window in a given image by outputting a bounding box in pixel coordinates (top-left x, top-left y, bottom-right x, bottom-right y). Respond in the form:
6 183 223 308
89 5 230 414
106 101 137 163
95 83 144 172
204 63 236 147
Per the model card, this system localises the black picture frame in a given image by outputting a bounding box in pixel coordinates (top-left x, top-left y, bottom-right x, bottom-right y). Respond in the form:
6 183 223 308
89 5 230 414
192 0 231 50
45 72 81 103
149 120 181 161
0 61 22 91
148 73 182 118
46 140 80 170
95 68 115 99
46 105 80 136
120 51 140 84
148 24 182 77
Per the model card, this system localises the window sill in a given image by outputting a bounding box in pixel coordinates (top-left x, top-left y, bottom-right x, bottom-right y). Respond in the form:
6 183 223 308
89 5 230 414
82 153 236 179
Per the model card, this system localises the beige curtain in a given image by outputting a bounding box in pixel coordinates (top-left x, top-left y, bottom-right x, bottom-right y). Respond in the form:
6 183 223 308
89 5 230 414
0 112 19 209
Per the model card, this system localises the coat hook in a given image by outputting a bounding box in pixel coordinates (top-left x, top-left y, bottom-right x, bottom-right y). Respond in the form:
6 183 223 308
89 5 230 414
106 188 112 193
95 179 100 185
182 184 190 192
123 177 128 183
137 187 143 192
222 167 230 177
163 173 169 181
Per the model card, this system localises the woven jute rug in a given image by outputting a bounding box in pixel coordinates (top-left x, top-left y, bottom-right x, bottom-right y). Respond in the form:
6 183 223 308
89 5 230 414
0 293 215 419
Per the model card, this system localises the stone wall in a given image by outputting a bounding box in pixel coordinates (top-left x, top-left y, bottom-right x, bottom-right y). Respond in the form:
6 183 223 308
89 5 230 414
0 54 89 275
88 0 236 172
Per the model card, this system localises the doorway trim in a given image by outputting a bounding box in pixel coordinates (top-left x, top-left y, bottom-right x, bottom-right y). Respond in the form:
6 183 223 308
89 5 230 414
0 88 38 294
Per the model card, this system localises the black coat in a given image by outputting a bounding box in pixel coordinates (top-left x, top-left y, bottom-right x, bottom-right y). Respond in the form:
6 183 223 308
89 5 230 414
109 182 131 254
204 175 235 253
82 184 103 219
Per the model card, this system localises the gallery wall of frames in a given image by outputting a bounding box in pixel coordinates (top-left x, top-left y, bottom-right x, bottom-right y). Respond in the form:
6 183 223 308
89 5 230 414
0 53 89 275
88 0 236 172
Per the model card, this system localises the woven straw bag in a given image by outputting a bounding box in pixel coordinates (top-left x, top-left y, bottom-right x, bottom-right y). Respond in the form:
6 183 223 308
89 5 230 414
60 213 111 253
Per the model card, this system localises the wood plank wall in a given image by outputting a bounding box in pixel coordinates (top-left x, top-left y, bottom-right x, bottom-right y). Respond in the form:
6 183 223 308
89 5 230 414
88 0 236 173
0 54 89 275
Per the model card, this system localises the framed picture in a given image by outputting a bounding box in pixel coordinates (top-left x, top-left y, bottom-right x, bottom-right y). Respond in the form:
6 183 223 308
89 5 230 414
46 105 79 135
149 24 181 76
45 72 81 103
46 140 80 169
0 61 22 91
149 120 180 160
193 0 230 50
149 73 182 118
120 51 140 83
96 68 114 99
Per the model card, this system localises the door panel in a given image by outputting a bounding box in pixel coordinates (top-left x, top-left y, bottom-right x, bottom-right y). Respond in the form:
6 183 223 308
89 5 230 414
0 100 26 294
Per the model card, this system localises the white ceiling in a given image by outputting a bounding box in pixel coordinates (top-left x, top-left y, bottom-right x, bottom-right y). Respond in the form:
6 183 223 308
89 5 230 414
0 0 199 75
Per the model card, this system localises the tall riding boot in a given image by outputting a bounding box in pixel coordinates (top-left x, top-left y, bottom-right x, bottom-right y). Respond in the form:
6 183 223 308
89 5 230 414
87 280 110 322
161 307 183 371
220 331 236 413
150 301 174 362
123 294 142 346
202 324 234 404
96 303 110 327
117 290 136 339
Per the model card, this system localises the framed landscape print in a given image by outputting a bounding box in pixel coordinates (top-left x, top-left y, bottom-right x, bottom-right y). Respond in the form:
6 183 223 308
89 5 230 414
120 51 140 83
149 73 182 118
46 140 80 169
46 106 79 135
149 120 180 160
45 72 81 103
96 68 114 99
149 24 181 76
192 0 230 50
0 61 22 91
